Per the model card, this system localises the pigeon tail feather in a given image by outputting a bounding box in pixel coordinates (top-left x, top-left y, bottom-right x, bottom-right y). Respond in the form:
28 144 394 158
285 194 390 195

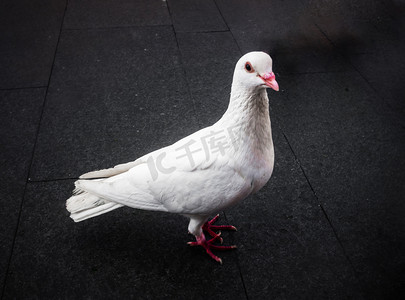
66 180 124 222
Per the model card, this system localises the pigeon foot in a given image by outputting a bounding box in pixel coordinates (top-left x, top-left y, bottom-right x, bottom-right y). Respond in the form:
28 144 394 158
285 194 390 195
202 214 237 243
188 233 236 264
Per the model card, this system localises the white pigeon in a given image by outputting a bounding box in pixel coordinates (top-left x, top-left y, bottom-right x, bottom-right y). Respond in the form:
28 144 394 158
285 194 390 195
66 51 279 264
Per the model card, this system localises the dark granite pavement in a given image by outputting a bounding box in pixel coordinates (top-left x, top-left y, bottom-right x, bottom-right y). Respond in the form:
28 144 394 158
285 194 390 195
1 0 404 298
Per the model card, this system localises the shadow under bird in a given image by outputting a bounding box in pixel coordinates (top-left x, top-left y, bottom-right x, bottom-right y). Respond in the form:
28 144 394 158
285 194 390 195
66 51 279 264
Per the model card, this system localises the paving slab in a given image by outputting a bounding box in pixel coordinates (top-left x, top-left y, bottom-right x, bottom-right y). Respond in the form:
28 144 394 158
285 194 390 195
348 47 405 115
2 0 403 297
168 0 227 32
0 0 66 88
0 88 45 293
342 17 405 115
303 0 405 114
215 0 351 74
274 71 405 298
303 0 397 53
3 181 246 298
30 26 199 181
64 0 171 29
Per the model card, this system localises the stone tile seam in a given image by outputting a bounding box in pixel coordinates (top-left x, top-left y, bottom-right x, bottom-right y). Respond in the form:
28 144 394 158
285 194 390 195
277 117 366 297
212 1 247 297
28 177 79 183
212 2 250 297
0 86 48 92
212 0 243 54
0 1 69 299
222 211 250 300
63 23 173 32
174 29 231 34
165 0 204 129
167 1 247 298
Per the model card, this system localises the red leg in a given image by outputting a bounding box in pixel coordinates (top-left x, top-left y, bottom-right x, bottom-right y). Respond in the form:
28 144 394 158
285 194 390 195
202 214 237 240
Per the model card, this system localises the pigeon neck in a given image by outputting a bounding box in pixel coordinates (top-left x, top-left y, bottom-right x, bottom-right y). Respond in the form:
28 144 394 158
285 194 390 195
223 85 271 127
218 85 273 152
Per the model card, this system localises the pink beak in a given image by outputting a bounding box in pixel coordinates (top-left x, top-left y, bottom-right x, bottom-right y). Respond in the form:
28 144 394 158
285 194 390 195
261 72 279 91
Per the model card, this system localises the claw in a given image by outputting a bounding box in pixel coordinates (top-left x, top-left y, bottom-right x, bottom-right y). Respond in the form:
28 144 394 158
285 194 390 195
210 224 237 231
207 214 220 225
202 215 237 238
188 232 236 264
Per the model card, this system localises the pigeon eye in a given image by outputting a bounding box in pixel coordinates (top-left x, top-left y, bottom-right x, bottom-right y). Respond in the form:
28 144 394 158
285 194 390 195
245 62 254 73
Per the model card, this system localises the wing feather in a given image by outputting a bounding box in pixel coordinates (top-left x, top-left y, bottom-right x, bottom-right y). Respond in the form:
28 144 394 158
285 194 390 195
75 124 250 215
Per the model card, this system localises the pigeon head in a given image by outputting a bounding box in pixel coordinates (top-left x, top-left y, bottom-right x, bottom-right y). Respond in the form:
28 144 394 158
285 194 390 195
233 51 279 91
